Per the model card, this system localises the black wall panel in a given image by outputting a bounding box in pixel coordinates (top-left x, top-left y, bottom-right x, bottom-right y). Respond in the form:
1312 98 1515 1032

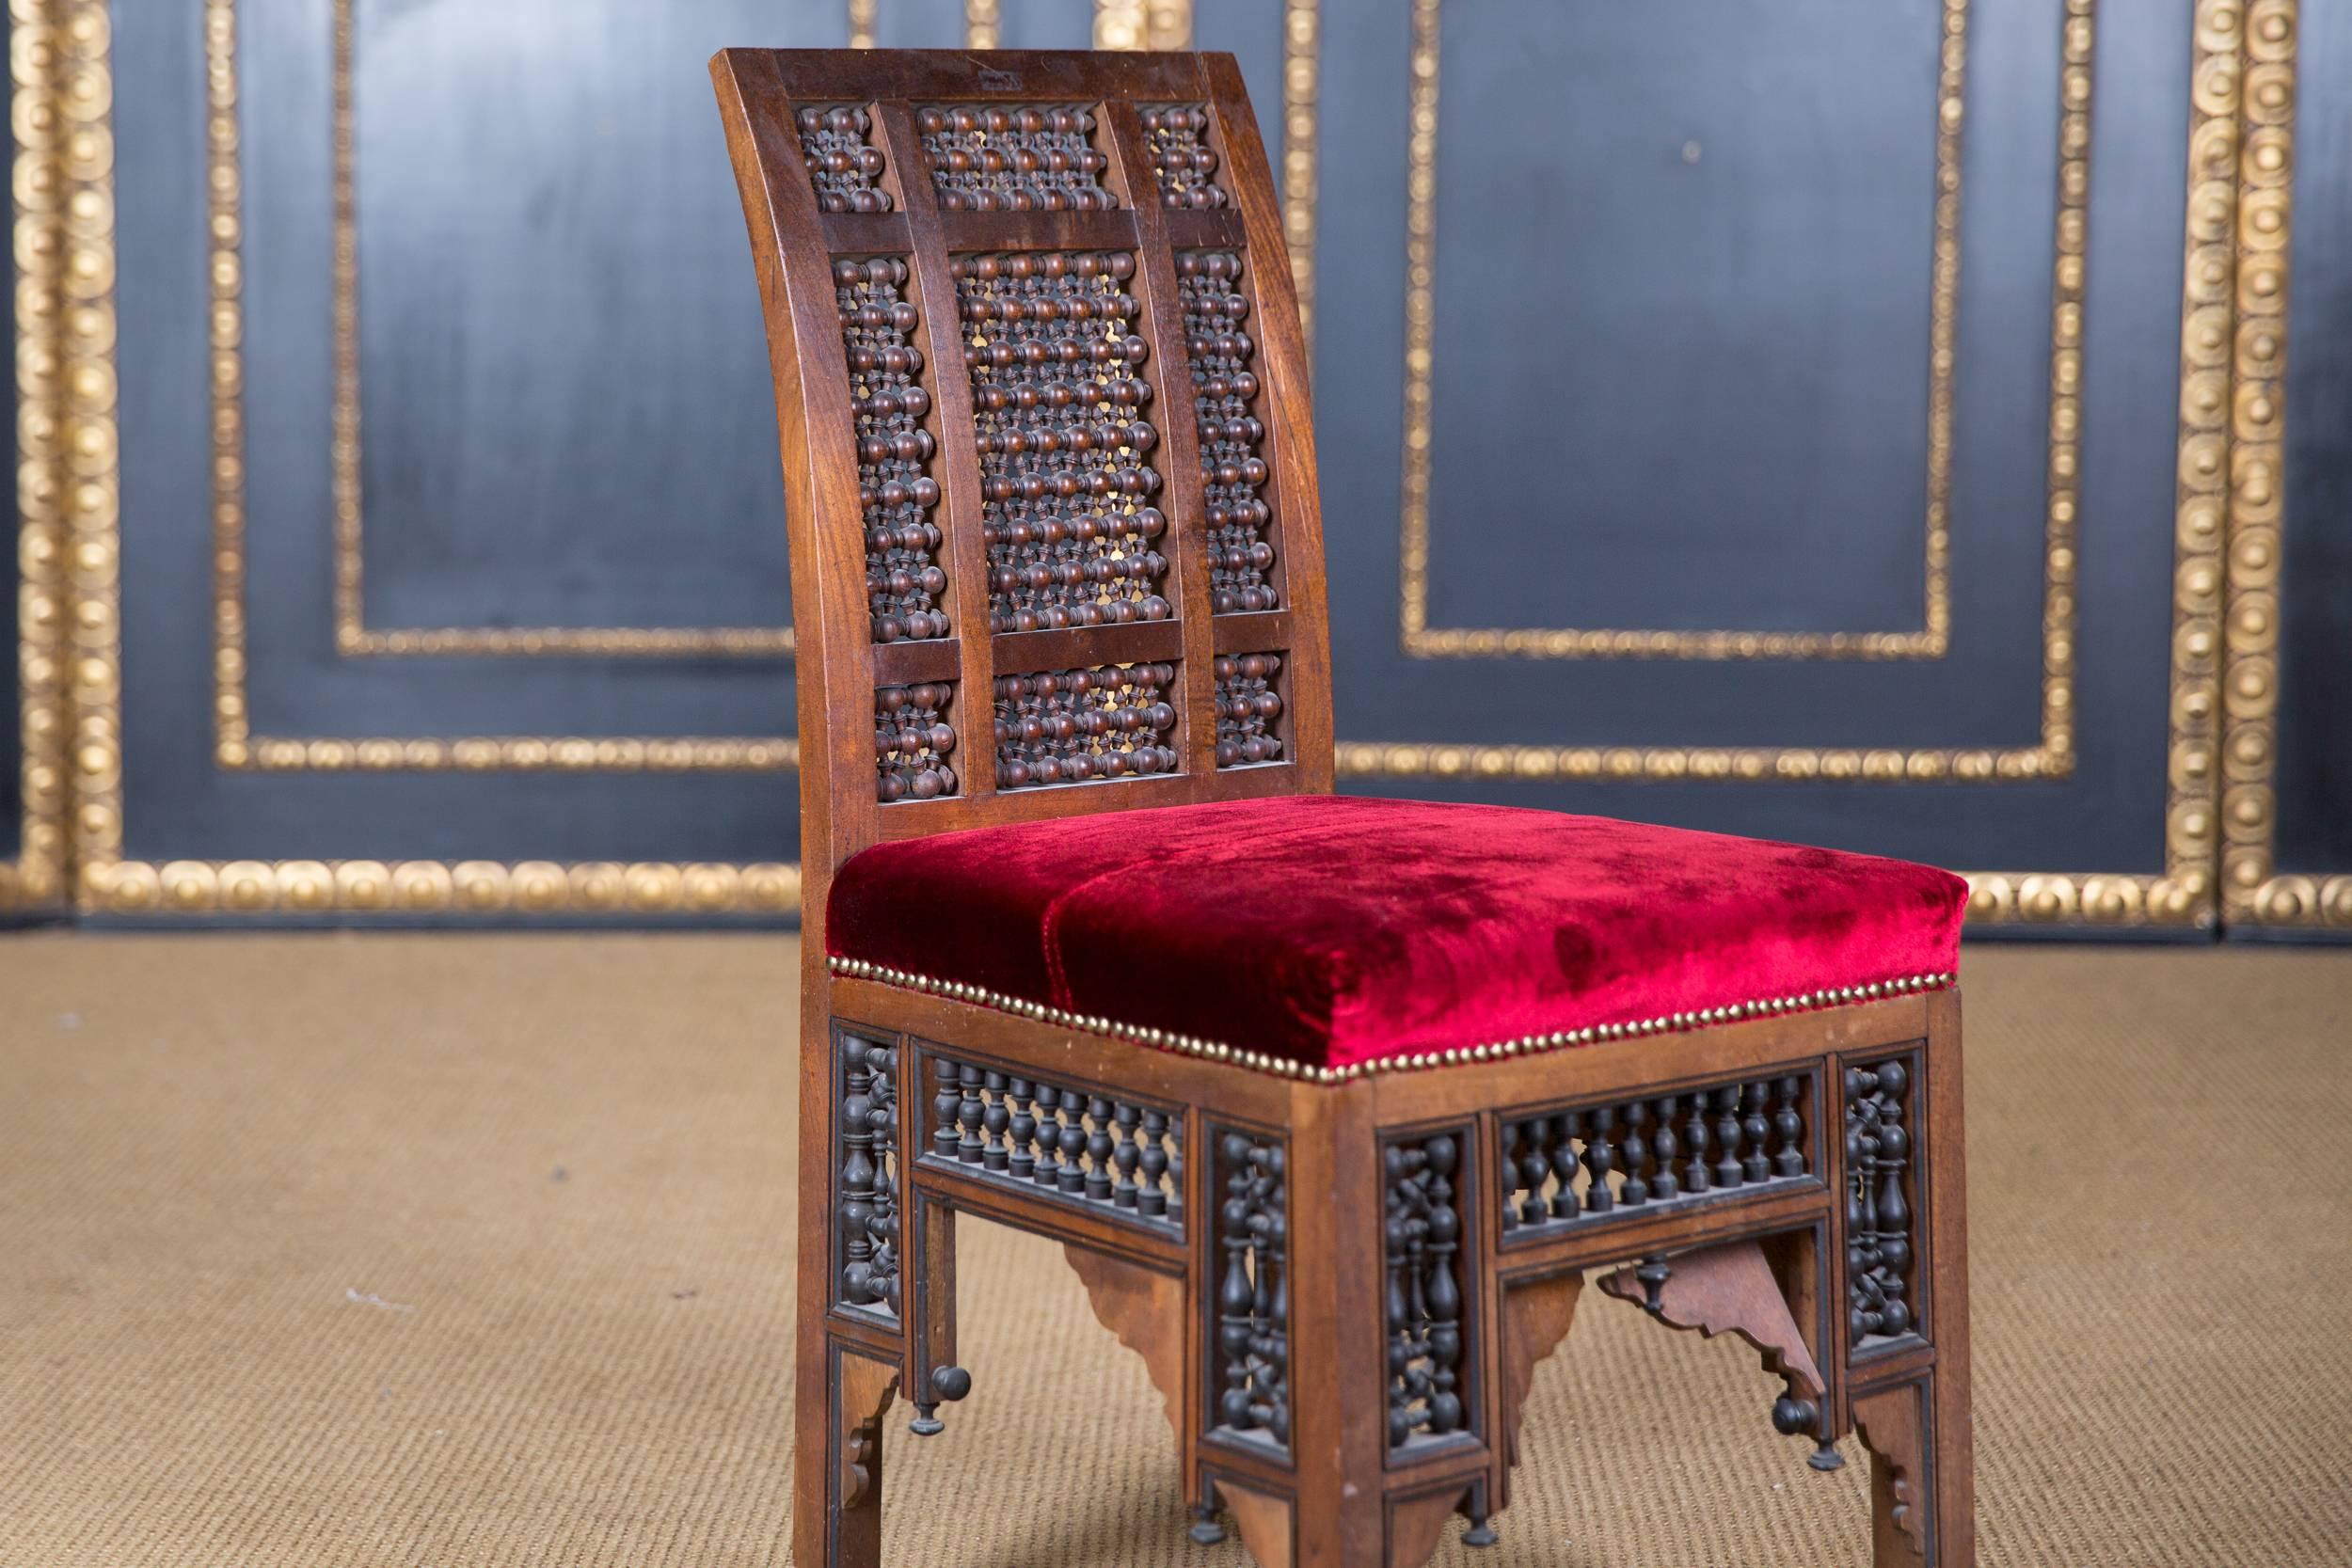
24 0 2340 931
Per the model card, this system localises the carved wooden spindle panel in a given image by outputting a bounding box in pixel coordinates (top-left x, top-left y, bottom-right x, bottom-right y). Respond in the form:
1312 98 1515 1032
1176 249 1278 613
1137 103 1230 210
1498 1072 1817 1242
1209 1127 1290 1455
1383 1130 1473 1452
874 683 958 803
834 257 948 647
921 1053 1184 1231
1845 1058 1919 1344
915 103 1118 213
795 103 895 214
1212 652 1284 768
956 249 1169 635
991 664 1182 788
835 1030 901 1317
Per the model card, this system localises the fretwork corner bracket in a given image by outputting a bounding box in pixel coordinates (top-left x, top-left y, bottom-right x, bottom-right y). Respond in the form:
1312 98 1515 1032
1598 1237 1833 1461
1852 1382 1934 1566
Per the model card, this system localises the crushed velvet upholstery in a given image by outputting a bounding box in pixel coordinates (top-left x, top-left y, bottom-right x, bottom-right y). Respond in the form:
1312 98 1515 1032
828 795 1967 1073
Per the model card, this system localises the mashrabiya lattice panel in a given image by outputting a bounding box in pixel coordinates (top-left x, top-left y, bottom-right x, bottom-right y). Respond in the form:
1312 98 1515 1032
875 683 958 803
1177 249 1278 613
916 103 1117 213
834 257 950 646
992 664 1181 789
1213 652 1284 768
1209 1126 1291 1457
1498 1072 1816 1240
919 1054 1185 1232
956 249 1170 634
835 1030 902 1318
1137 103 1229 210
797 103 895 213
1384 1128 1474 1453
1845 1056 1920 1345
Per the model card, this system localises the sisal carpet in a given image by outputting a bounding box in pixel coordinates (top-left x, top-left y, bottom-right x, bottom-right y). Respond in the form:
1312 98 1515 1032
0 934 2347 1567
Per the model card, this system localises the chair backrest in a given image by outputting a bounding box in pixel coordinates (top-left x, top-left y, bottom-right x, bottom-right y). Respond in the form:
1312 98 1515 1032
710 49 1333 936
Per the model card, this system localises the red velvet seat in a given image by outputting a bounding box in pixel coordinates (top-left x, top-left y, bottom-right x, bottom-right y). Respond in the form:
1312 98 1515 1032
829 795 1967 1079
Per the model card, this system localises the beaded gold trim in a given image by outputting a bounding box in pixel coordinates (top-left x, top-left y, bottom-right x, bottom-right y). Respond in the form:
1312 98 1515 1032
828 954 1954 1085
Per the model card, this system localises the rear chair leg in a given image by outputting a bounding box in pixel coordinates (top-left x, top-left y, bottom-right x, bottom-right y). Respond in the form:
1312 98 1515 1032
904 1191 967 1433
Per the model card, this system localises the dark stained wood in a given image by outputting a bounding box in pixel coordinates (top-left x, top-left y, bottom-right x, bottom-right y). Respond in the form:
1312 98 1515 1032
712 47 1971 1568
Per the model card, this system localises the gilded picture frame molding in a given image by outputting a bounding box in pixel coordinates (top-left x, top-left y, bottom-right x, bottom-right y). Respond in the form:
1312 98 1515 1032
1395 0 1972 663
202 0 796 775
2203 0 2344 930
1355 0 2078 777
65 0 801 915
52 0 2223 928
2 0 91 915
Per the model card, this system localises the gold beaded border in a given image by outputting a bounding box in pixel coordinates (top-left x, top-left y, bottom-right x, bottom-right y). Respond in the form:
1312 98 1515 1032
963 0 1001 51
1351 2 2216 929
2 0 99 914
323 0 788 660
58 8 798 917
201 0 793 772
1281 0 1317 349
1352 2 2081 779
1093 0 1191 52
830 953 1954 1085
1396 0 1972 662
1091 0 1319 353
2205 2 2344 928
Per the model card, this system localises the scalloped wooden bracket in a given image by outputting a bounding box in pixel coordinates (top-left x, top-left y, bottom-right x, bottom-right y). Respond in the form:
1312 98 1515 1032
1386 1484 1472 1568
1217 1480 1295 1568
836 1350 900 1511
1498 1270 1584 1480
1852 1383 1931 1565
1064 1243 1187 1447
1598 1239 1824 1400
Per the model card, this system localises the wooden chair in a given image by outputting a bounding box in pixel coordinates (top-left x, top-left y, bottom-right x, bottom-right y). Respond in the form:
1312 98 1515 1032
710 48 1974 1568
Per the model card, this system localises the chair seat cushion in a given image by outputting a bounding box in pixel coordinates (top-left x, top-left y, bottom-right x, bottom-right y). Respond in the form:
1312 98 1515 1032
827 795 1966 1078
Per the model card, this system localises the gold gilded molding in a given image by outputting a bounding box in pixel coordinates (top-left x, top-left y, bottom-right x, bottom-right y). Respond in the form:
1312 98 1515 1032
1398 0 1975 662
1353 0 2077 782
42 0 125 904
4 0 96 912
53 6 802 916
1284 0 1318 347
964 0 1000 51
322 0 790 661
83 857 801 920
2206 1 2341 928
1345 0 2213 930
1094 0 1191 52
201 0 790 771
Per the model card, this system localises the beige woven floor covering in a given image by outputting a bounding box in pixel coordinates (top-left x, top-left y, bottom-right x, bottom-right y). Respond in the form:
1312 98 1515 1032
1 934 2347 1567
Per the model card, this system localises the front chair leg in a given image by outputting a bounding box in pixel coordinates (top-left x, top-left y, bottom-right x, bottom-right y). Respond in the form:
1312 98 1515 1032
1846 993 1974 1567
797 1339 899 1568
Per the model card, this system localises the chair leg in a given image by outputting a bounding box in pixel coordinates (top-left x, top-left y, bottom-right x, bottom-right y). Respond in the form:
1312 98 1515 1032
1848 992 1974 1568
795 1333 898 1568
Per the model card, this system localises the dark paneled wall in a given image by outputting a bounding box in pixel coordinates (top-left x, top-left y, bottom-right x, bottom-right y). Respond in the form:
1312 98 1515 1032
9 0 2344 935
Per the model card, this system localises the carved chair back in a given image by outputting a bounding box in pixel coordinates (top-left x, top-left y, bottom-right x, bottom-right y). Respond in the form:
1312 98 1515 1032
710 50 1334 944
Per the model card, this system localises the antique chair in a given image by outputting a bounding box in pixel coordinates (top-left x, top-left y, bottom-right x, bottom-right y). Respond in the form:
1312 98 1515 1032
711 48 1972 1568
